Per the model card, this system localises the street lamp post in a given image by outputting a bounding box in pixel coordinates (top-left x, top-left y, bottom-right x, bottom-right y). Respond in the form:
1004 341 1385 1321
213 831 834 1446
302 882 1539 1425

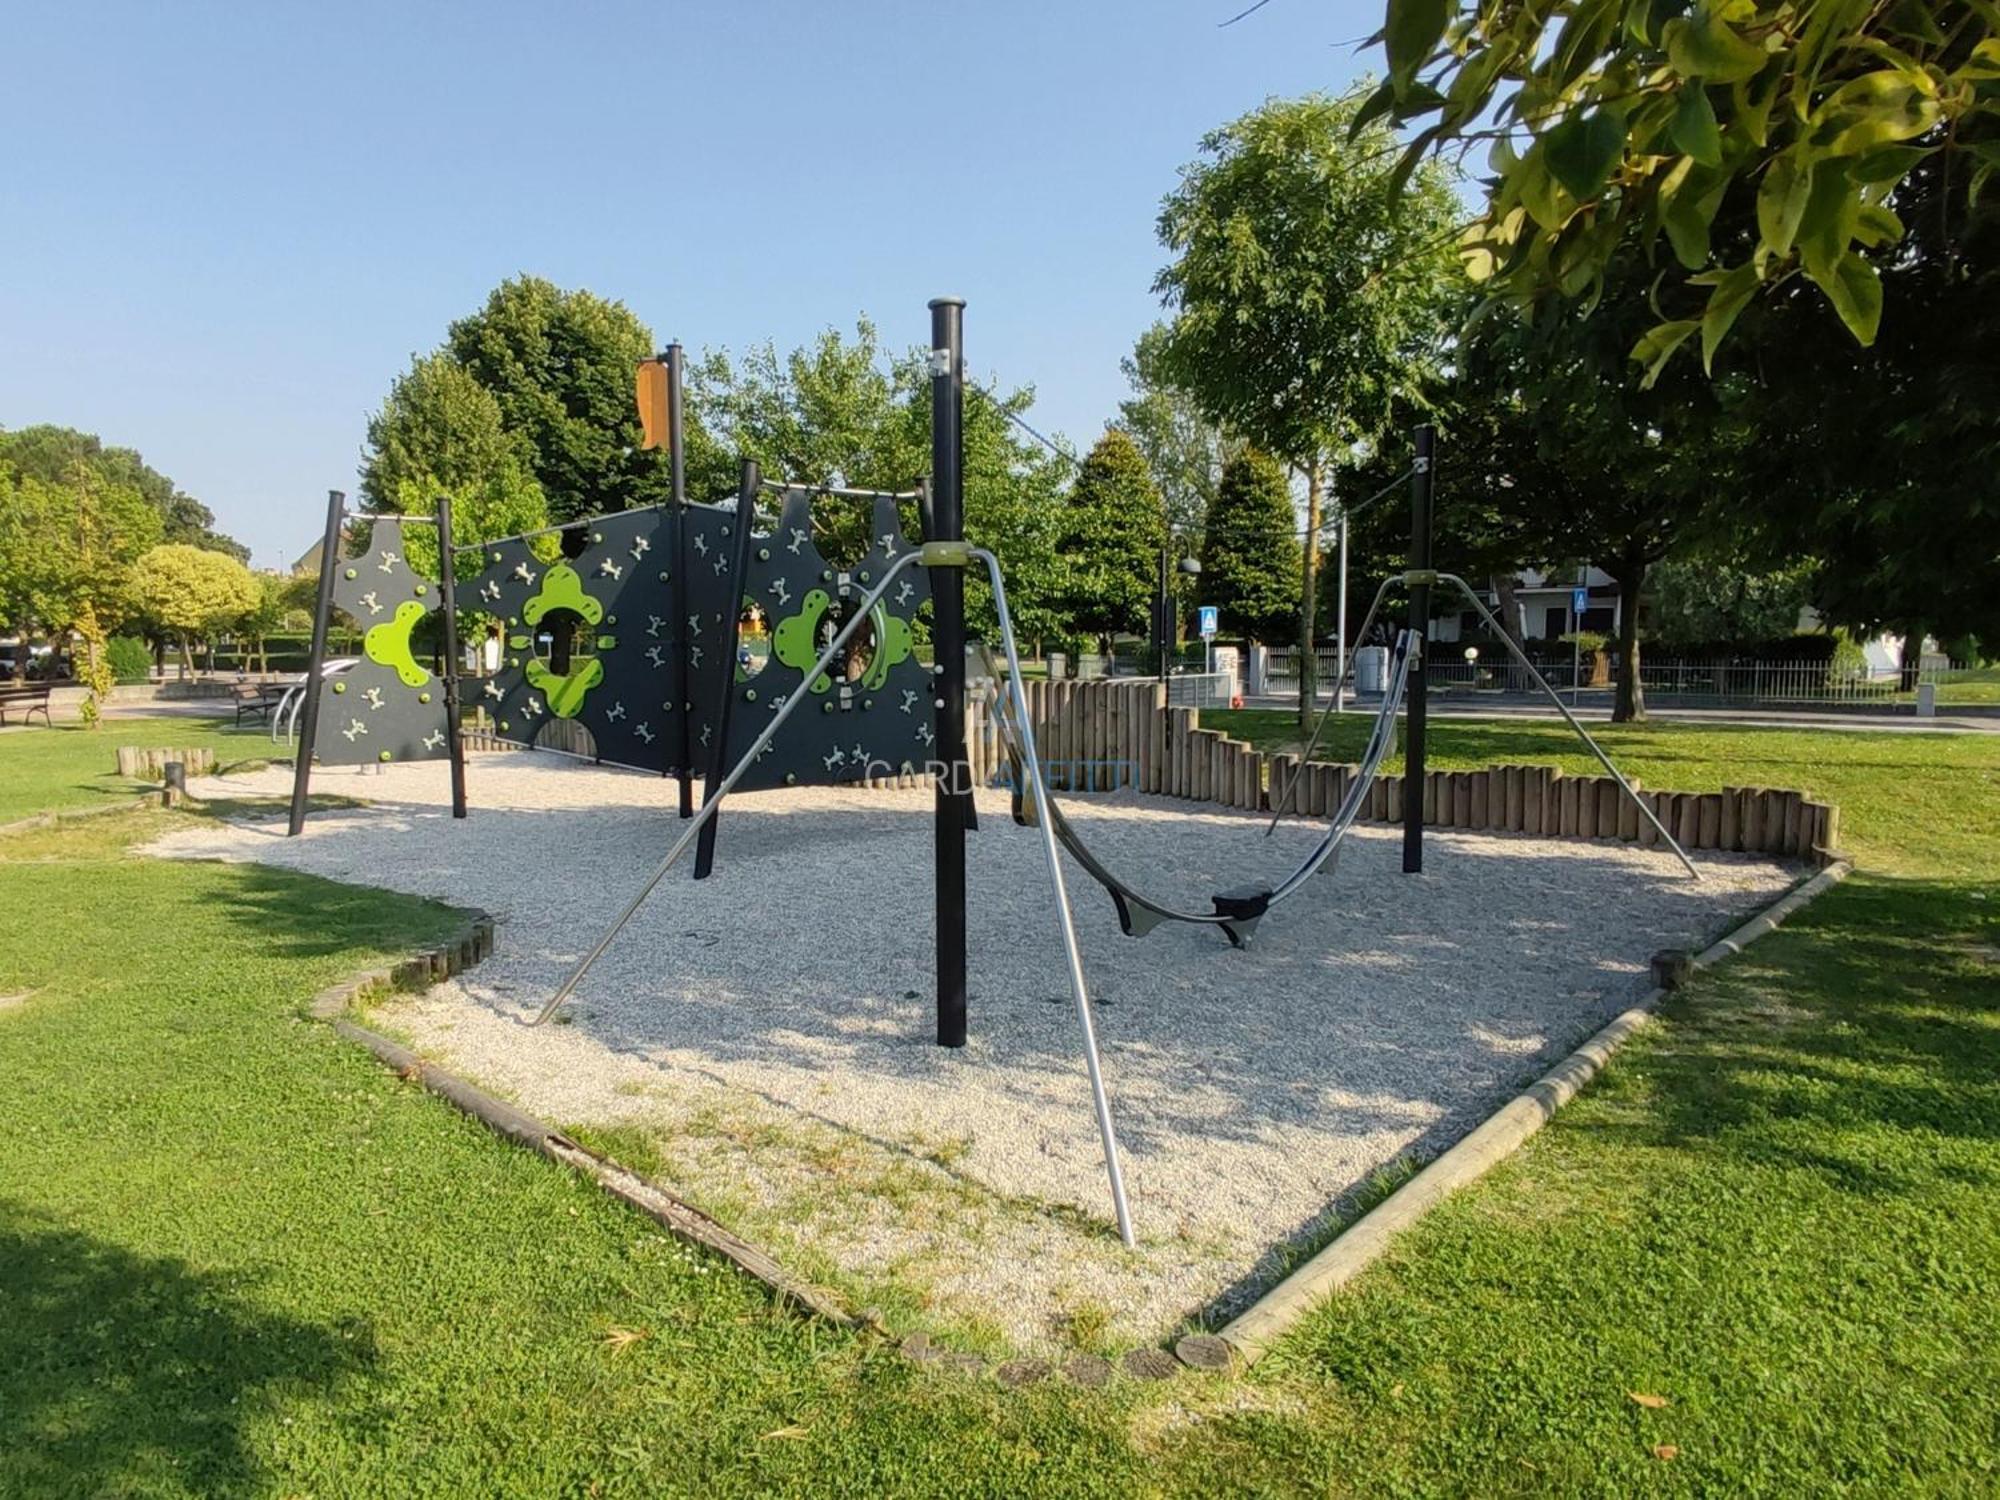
1156 547 1201 684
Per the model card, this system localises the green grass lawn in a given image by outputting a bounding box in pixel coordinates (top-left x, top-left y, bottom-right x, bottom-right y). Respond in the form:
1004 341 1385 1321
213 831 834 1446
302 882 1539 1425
0 715 1996 1493
0 717 276 824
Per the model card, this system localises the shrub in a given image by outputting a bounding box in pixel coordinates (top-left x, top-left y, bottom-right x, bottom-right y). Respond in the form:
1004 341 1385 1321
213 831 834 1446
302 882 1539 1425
106 636 153 684
1561 630 1609 656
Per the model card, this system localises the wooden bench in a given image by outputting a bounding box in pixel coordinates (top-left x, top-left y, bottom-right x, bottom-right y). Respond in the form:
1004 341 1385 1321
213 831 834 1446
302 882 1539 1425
231 682 293 726
0 683 54 727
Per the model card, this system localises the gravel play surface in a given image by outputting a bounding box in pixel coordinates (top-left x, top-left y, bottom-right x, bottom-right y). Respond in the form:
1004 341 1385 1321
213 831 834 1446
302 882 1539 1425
154 752 1795 1351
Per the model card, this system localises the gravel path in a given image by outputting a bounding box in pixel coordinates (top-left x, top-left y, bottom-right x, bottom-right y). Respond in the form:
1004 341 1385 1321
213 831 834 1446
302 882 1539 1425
153 752 1795 1351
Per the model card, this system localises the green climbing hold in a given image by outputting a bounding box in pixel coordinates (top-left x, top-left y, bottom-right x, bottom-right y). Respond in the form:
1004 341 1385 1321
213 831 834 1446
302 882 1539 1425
364 600 433 688
525 657 603 719
344 567 357 579
379 750 392 762
333 681 346 694
418 691 432 704
520 562 604 628
414 584 427 596
772 588 834 692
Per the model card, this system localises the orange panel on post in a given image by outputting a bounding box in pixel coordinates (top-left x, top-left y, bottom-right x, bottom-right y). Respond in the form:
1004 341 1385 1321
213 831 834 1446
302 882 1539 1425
635 360 670 451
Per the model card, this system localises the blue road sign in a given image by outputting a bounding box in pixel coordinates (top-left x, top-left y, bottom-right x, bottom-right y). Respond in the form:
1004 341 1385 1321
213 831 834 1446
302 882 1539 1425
1571 586 1588 614
1197 605 1219 639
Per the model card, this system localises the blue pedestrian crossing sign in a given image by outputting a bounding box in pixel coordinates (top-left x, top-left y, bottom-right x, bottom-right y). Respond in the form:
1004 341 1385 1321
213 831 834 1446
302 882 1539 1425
1571 586 1588 614
1197 605 1219 639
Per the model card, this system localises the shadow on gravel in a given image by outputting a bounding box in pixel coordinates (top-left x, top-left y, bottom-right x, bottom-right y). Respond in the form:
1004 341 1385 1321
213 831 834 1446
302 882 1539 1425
0 1201 370 1497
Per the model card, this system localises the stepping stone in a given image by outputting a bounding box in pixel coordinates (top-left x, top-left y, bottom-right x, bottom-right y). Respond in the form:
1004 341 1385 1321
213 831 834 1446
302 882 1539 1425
1063 1354 1113 1388
900 1333 939 1364
1175 1334 1233 1371
1123 1347 1179 1381
996 1358 1051 1388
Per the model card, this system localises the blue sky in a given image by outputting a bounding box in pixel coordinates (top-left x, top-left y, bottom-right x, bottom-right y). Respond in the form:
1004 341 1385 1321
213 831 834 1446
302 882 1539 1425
2 2 1385 568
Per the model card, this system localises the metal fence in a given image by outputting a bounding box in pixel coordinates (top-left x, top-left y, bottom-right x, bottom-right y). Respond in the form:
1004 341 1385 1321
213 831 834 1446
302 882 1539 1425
1270 648 1974 705
1628 656 1965 705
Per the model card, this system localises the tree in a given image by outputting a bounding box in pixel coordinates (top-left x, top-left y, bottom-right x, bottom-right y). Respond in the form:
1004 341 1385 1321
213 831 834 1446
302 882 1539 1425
1201 450 1302 646
0 458 161 718
444 276 726 522
1374 0 2000 380
128 544 260 675
693 320 1073 648
1645 559 1816 647
0 426 245 561
1053 431 1169 652
1153 87 1464 722
1116 324 1236 542
235 571 298 677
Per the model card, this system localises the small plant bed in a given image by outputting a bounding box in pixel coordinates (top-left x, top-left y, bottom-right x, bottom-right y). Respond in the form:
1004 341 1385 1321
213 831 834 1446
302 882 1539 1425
157 753 1795 1355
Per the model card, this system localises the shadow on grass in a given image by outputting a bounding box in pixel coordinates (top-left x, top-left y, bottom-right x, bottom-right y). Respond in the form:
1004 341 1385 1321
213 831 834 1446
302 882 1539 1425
0 1201 370 1497
1579 877 2000 1189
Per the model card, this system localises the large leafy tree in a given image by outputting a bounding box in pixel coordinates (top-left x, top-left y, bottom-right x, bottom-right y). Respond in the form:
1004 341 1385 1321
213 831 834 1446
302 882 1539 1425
128 543 261 676
1153 87 1464 721
694 320 1074 647
0 426 244 561
1115 324 1236 542
1727 150 2000 668
0 459 161 716
1374 0 2000 378
1052 430 1169 651
1201 450 1303 645
440 276 726 522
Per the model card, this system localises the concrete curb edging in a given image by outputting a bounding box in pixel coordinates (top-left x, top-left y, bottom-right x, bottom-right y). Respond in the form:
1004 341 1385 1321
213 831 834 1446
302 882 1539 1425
1216 858 1856 1366
307 913 854 1329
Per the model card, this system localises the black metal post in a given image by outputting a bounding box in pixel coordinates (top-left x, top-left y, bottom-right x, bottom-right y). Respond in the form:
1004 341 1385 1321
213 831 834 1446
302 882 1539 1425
434 492 469 819
1156 545 1170 684
1402 424 1435 874
929 298 969 1050
287 489 346 837
666 343 695 816
694 460 760 880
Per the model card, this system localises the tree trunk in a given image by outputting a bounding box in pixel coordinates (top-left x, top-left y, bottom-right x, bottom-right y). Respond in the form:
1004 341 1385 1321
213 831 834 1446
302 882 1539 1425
1297 459 1322 728
1897 626 1926 692
178 633 195 677
1490 571 1526 688
1609 553 1648 723
9 618 27 684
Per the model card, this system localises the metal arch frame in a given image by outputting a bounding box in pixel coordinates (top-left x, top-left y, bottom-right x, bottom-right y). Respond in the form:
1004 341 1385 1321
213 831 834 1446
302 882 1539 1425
974 631 1416 946
531 541 1137 1248
1429 570 1699 877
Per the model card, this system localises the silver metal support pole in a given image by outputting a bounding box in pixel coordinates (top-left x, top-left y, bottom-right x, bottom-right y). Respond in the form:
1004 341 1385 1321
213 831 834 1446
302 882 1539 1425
974 545 1136 1249
1439 571 1701 880
532 548 932 1025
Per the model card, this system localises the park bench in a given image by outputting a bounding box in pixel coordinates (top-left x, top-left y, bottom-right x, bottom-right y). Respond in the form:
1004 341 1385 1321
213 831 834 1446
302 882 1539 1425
231 681 293 726
0 682 54 727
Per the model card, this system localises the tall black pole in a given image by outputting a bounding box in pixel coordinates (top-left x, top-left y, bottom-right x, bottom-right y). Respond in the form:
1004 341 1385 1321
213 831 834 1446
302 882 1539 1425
287 489 346 837
929 298 969 1050
1156 545 1170 684
1402 424 1435 874
666 342 695 817
434 492 468 820
693 459 760 881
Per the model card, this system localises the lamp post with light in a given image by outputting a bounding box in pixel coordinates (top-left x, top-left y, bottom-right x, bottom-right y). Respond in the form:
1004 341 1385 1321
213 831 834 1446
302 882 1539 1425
1155 548 1202 684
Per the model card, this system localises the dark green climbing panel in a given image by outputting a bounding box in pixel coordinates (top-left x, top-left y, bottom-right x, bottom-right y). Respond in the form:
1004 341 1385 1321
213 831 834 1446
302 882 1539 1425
312 517 453 766
451 486 936 791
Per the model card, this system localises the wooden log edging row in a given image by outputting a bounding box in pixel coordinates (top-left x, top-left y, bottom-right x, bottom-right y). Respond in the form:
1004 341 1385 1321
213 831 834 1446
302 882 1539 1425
115 746 220 781
307 911 854 1328
971 678 1843 865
